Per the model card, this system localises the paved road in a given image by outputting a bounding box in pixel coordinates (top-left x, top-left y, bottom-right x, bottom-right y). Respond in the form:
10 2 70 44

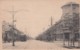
3 40 80 50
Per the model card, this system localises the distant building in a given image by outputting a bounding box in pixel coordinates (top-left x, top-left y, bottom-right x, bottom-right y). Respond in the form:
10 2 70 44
2 21 27 42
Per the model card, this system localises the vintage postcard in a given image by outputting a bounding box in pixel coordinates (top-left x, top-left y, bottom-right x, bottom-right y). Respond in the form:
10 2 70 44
0 0 80 50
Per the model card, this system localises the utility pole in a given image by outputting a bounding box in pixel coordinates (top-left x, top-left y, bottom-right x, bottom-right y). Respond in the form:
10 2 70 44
3 7 29 46
3 7 22 46
50 16 54 41
9 7 17 46
12 7 16 46
51 16 53 27
2 0 29 46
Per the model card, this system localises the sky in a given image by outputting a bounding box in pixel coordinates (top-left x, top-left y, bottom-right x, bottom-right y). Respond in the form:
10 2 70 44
0 0 80 38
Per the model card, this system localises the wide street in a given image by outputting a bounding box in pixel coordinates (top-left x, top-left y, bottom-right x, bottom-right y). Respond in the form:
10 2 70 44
3 39 80 50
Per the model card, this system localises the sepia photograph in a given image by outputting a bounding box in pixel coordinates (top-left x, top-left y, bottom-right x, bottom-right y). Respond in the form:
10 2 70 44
0 0 80 50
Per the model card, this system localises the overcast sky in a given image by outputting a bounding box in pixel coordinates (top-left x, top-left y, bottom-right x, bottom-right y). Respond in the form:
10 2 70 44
0 0 80 38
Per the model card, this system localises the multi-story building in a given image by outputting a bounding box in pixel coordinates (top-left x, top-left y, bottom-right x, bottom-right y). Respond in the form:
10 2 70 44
36 2 80 44
52 2 80 41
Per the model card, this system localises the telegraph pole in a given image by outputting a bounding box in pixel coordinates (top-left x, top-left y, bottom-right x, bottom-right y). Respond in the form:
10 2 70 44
50 16 53 40
9 7 17 46
3 7 21 46
12 7 15 46
51 16 53 27
2 7 29 46
2 0 29 46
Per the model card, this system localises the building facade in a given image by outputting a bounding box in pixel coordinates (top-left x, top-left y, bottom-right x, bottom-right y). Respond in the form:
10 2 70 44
36 2 80 44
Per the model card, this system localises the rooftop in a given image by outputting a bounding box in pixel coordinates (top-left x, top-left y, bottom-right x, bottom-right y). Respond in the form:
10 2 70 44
61 2 79 8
